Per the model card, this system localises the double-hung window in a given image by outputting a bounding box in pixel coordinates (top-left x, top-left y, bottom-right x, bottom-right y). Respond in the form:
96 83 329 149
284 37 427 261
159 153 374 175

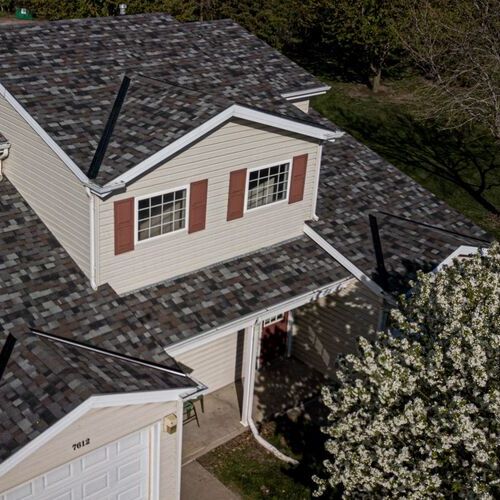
247 162 290 210
137 188 187 241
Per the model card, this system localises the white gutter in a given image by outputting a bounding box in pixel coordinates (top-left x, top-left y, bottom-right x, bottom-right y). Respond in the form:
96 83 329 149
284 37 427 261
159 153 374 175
165 276 351 357
433 245 487 272
303 224 396 305
311 143 323 220
281 85 331 100
0 141 10 181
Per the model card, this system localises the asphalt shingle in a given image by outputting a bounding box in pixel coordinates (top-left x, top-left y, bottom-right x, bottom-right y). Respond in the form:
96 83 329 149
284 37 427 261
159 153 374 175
0 14 332 184
310 112 491 291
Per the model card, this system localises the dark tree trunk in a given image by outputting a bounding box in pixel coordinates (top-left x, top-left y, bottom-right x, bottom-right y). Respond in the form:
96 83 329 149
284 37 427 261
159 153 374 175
370 65 382 93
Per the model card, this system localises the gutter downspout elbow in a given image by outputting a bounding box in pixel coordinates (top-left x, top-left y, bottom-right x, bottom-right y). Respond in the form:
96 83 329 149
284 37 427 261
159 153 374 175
0 143 11 181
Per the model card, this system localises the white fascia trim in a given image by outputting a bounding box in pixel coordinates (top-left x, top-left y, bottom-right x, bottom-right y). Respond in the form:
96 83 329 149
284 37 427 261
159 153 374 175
281 86 331 100
104 104 341 190
303 223 396 305
433 245 485 272
165 276 352 357
0 388 193 477
0 82 89 185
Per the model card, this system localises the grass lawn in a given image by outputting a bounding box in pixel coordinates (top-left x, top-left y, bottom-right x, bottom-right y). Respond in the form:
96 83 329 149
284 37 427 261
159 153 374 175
312 79 500 239
199 411 336 499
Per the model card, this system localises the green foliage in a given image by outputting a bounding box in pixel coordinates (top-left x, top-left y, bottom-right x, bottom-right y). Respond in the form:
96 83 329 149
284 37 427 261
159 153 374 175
313 81 500 237
314 243 500 498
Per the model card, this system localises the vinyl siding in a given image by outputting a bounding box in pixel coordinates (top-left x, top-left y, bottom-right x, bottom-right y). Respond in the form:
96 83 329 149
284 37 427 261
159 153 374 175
0 96 91 278
176 330 246 393
291 100 310 113
97 119 320 293
0 402 178 494
293 279 383 376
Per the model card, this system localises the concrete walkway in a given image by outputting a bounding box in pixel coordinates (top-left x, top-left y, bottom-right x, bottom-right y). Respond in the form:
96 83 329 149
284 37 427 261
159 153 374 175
181 460 240 500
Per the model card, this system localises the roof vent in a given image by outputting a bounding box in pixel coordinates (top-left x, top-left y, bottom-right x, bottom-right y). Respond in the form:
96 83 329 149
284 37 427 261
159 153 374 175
119 3 127 15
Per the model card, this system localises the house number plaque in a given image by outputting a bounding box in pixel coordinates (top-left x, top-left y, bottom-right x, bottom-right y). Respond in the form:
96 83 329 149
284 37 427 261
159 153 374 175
72 438 90 451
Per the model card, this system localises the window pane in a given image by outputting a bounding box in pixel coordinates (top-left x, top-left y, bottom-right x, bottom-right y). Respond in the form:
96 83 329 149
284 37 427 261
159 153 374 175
151 195 162 206
138 208 149 221
137 189 187 241
247 163 289 210
163 193 174 204
138 229 149 241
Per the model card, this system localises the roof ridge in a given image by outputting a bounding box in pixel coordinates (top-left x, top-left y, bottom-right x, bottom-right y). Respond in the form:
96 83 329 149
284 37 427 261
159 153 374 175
29 329 190 378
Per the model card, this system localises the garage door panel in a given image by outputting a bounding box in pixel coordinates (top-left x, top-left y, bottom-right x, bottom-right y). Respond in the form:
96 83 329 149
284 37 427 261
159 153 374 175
1 429 151 500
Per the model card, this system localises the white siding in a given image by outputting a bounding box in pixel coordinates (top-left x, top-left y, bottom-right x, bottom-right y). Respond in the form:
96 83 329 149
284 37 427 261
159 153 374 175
0 96 91 278
291 99 310 113
97 119 320 293
0 402 179 494
293 279 383 376
176 330 246 393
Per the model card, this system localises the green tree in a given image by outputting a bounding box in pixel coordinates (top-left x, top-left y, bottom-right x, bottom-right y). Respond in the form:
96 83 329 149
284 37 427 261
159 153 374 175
398 0 500 141
318 0 406 92
314 243 500 498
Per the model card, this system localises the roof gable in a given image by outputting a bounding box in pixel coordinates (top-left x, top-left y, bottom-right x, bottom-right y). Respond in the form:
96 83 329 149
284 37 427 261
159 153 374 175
0 15 336 189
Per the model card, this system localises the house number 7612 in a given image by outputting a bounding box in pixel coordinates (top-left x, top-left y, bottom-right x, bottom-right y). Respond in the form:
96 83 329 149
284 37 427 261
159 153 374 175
72 438 90 451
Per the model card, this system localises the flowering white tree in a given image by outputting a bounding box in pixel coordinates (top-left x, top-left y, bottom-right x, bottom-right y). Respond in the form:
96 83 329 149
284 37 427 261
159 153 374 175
314 243 499 499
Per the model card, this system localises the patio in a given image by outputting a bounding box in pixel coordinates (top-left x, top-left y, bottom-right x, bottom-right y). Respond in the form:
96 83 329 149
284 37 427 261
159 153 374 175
182 357 329 463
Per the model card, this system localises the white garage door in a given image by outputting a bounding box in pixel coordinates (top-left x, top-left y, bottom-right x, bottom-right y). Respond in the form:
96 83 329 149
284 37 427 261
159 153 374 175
1 428 151 500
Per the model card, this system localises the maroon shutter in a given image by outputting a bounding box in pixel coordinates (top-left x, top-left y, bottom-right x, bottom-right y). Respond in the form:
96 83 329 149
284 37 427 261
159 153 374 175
288 154 308 204
189 179 208 233
114 197 135 255
227 168 247 221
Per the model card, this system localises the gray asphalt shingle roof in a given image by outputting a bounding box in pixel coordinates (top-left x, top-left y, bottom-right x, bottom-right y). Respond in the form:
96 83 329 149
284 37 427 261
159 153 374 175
0 332 195 463
0 14 331 184
310 112 490 291
0 175 350 463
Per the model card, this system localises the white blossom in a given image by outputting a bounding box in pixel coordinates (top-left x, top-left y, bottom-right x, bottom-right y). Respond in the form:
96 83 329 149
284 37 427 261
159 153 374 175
314 243 500 499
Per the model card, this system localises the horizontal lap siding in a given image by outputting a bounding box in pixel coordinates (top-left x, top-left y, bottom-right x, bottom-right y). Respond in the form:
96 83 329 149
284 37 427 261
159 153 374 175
175 331 245 393
291 100 310 113
293 279 383 377
98 120 319 293
0 402 178 494
0 96 91 278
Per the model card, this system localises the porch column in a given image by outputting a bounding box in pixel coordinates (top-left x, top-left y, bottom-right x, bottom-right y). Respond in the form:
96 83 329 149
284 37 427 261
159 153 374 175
240 321 261 426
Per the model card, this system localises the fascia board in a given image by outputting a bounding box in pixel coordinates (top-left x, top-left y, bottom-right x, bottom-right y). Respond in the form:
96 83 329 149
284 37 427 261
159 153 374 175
0 388 195 477
104 104 341 190
0 82 90 185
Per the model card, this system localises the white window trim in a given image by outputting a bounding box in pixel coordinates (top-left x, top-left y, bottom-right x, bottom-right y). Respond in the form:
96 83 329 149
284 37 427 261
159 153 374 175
243 159 292 214
262 312 285 327
135 185 190 246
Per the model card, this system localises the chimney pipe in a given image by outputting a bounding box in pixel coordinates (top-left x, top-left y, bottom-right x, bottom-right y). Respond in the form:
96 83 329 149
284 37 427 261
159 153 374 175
119 3 127 15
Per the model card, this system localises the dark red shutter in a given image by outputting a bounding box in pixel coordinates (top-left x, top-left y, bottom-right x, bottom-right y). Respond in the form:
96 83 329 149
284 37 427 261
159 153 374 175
114 197 135 255
189 179 208 233
227 168 247 221
288 154 308 204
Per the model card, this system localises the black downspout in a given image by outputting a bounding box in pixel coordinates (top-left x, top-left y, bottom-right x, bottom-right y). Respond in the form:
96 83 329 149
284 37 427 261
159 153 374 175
369 214 389 291
0 334 17 381
87 75 131 180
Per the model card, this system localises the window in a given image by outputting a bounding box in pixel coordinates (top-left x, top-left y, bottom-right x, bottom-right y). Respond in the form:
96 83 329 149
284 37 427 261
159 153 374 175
247 162 290 210
137 188 187 241
263 313 285 327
